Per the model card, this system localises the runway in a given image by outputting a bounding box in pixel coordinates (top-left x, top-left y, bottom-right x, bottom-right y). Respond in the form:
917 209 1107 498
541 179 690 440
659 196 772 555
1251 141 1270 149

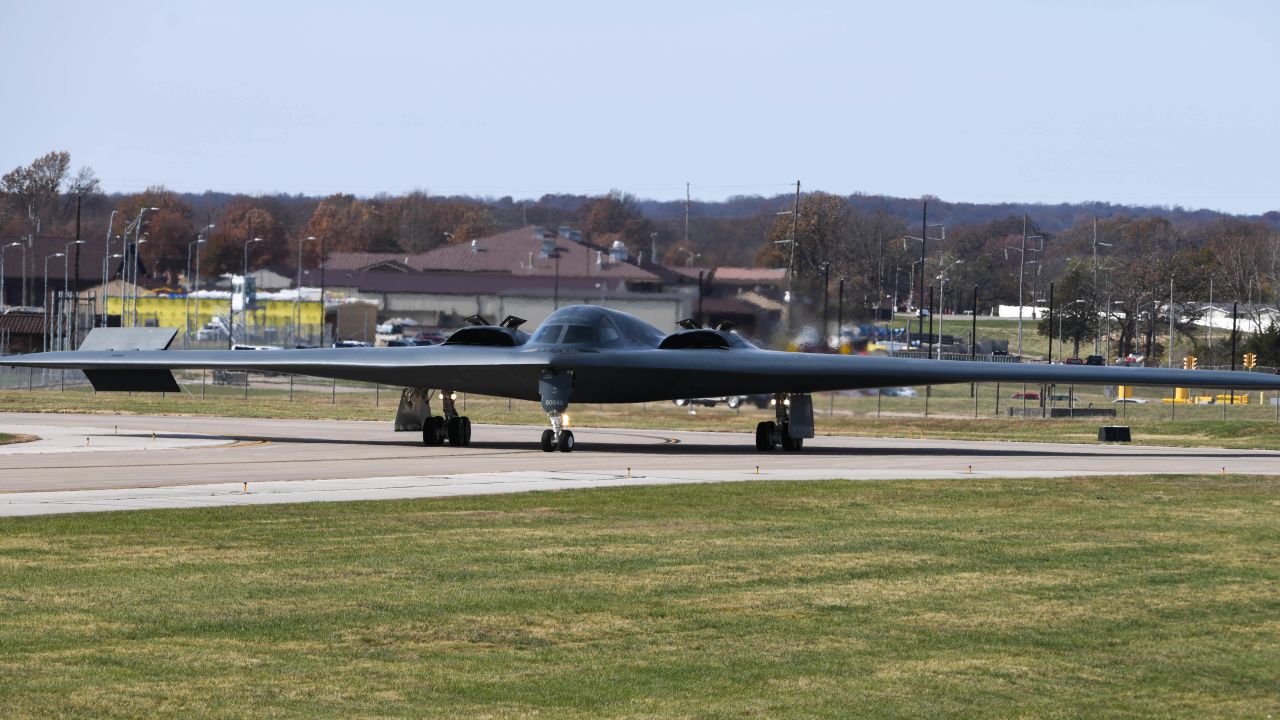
1 412 1278 516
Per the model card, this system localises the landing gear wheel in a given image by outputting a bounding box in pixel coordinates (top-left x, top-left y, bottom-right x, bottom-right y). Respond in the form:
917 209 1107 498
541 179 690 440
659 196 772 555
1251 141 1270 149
447 416 472 446
423 416 445 446
727 396 742 409
755 421 777 451
540 429 556 452
780 422 802 452
557 430 575 452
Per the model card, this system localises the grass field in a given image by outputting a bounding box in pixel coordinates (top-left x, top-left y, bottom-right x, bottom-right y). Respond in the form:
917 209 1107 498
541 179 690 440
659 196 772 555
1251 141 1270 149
1 476 1277 718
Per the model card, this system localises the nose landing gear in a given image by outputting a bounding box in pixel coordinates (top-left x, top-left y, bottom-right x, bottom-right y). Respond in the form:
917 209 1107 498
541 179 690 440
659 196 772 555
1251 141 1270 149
539 370 575 452
541 412 574 452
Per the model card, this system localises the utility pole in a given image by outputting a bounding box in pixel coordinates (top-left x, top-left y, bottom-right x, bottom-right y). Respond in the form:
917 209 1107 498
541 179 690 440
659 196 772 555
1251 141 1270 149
837 278 844 350
1168 275 1175 368
1018 214 1028 357
1207 276 1214 354
821 262 831 345
1092 217 1098 354
785 180 800 331
72 196 81 348
684 182 690 248
918 201 928 349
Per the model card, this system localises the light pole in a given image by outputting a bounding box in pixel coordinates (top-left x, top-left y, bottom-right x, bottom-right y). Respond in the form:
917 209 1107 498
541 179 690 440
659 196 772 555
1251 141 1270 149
296 235 315 346
102 209 118 325
1058 299 1087 355
1 242 22 311
1091 217 1112 354
318 234 327 346
129 237 148 326
186 225 213 348
935 259 964 358
42 253 64 352
124 207 159 327
231 237 263 348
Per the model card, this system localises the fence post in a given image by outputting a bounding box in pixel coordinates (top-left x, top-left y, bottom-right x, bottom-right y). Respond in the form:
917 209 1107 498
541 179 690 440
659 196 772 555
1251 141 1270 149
375 384 379 407
331 378 336 404
289 375 293 402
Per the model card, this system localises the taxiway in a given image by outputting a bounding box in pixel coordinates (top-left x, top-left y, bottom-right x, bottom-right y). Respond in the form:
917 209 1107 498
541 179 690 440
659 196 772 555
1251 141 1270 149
1 413 1276 516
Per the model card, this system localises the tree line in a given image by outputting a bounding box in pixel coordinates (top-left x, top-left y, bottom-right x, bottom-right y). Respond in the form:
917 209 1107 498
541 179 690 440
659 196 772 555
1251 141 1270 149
4 150 1280 363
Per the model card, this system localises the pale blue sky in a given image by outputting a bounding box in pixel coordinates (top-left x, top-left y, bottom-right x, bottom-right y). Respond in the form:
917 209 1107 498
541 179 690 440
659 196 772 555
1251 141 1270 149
1 0 1277 213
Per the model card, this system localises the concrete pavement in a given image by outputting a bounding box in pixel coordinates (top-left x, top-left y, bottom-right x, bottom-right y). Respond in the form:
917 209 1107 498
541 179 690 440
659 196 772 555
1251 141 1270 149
1 412 1277 516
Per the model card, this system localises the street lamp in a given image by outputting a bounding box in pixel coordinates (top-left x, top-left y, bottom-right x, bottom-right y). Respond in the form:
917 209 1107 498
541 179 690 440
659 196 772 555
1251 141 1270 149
186 224 214 348
1091 217 1113 355
1057 299 1088 356
129 237 148 326
102 209 118 324
1 242 22 311
124 207 160 327
935 259 964 358
232 237 263 347
295 235 316 345
42 252 64 352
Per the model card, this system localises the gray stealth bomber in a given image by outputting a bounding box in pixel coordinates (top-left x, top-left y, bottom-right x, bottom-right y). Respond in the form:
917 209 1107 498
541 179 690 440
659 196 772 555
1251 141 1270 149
8 304 1280 452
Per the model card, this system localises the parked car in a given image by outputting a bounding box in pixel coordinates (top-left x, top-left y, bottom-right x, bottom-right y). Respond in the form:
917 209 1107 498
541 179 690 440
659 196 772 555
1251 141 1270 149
1063 357 1084 365
1085 355 1106 366
414 332 447 345
333 340 369 348
880 387 918 397
1011 391 1040 400
1049 394 1080 402
1113 397 1149 404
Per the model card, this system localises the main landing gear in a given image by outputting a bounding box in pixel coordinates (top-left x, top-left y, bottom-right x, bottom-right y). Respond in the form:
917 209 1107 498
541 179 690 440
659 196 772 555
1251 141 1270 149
421 390 472 447
755 392 812 452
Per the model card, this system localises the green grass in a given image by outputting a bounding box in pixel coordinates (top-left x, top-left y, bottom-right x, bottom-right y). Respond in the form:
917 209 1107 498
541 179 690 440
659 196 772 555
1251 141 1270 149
2 477 1278 718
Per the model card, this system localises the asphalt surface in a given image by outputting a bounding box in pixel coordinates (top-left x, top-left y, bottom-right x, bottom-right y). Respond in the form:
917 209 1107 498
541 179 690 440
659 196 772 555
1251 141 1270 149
1 412 1277 516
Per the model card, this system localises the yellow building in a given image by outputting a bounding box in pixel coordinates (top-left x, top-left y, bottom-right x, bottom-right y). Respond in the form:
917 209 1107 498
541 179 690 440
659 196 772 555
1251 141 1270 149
107 296 322 339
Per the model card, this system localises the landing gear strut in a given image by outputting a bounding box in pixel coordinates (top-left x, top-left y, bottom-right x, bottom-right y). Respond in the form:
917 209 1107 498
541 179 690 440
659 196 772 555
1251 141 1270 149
419 390 472 447
754 392 811 452
539 370 575 452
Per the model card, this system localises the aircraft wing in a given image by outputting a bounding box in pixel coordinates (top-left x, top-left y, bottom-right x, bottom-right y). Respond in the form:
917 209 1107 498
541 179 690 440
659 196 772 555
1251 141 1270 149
552 349 1280 403
4 344 553 399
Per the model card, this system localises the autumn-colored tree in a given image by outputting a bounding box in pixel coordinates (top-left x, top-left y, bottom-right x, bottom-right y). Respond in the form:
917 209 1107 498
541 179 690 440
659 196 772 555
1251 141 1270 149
203 199 288 276
114 187 195 279
578 190 652 248
303 194 396 257
2 151 71 222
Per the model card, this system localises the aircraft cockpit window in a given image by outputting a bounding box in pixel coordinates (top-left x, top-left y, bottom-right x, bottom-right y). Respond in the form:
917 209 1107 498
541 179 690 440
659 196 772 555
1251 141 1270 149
600 326 620 343
531 324 565 344
561 325 599 344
